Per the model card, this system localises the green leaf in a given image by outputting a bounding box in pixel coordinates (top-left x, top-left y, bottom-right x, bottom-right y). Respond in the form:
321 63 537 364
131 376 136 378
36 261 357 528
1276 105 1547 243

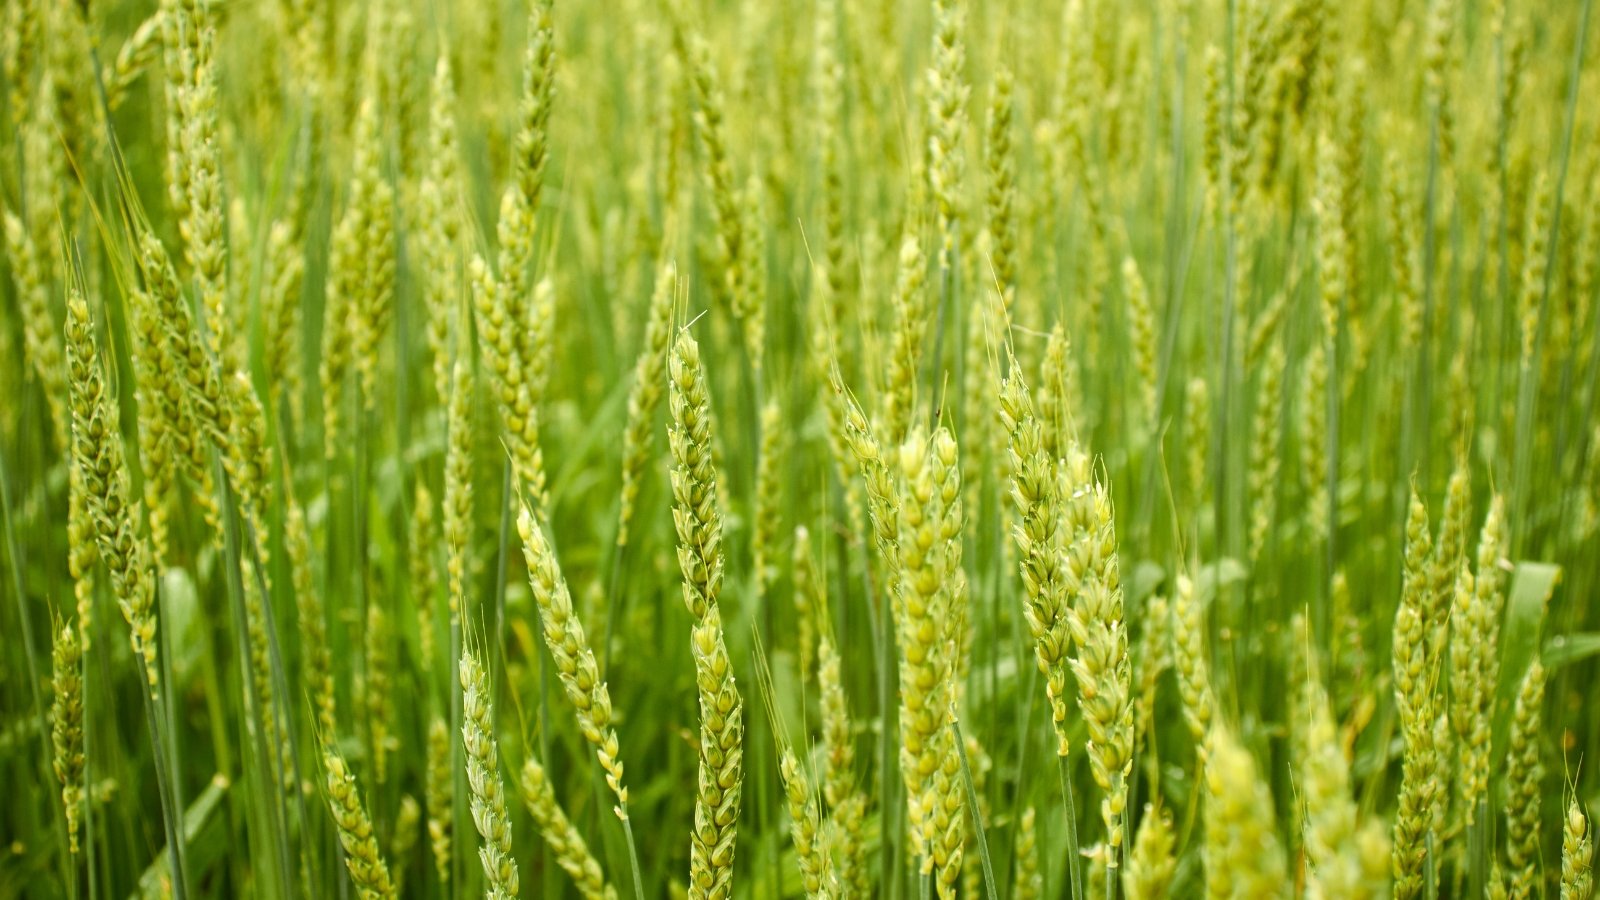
1493 561 1561 755
1543 632 1600 670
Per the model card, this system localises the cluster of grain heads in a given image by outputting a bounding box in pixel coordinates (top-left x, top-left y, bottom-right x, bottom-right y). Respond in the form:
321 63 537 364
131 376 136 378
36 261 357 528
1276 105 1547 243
925 0 968 275
322 749 398 900
882 234 930 446
998 364 1074 757
1171 573 1214 745
1503 660 1547 899
1393 487 1441 898
1297 622 1389 899
64 284 160 693
391 795 422 897
778 749 835 899
519 756 617 900
667 330 745 899
753 399 785 602
470 255 549 510
1123 803 1175 900
1204 725 1289 897
286 497 336 741
683 33 763 371
1014 807 1043 900
498 0 557 305
460 650 518 900
51 622 85 856
892 426 968 895
616 260 677 552
518 504 630 815
1063 449 1135 866
817 634 871 895
1452 494 1508 825
425 716 453 886
2 206 69 452
1567 800 1594 900
418 54 465 406
444 363 475 611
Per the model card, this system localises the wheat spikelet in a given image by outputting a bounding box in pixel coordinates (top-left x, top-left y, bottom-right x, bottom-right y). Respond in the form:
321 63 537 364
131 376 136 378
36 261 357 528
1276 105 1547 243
983 63 1017 314
1297 626 1385 899
881 234 929 447
460 650 518 899
282 497 334 744
1185 377 1210 512
498 0 556 305
1392 487 1439 898
1248 343 1285 563
1429 457 1470 655
669 330 745 899
1063 452 1133 864
51 622 84 855
792 527 820 680
1566 799 1594 900
889 426 967 893
1122 803 1175 899
752 399 784 602
519 505 629 814
616 260 676 551
322 748 398 900
1453 495 1506 823
444 363 475 614
260 217 306 428
411 484 440 675
925 0 968 272
470 254 549 511
1171 573 1214 744
779 749 835 899
64 285 160 693
519 756 617 900
108 11 164 110
425 715 452 885
684 34 761 367
418 55 464 406
999 365 1073 757
347 96 397 411
1204 725 1288 898
1299 345 1328 539
390 794 421 896
1 207 69 452
1504 660 1547 899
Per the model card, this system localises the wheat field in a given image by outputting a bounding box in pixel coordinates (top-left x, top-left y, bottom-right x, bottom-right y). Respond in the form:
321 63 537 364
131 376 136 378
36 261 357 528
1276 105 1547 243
1 0 1598 896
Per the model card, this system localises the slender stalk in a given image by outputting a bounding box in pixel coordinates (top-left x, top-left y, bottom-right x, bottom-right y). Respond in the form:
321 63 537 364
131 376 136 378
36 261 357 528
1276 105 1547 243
1058 756 1084 900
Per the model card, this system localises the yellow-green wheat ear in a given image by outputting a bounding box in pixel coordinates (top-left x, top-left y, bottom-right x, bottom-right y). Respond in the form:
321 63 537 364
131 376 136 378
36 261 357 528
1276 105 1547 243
1203 725 1288 895
460 649 518 900
51 621 85 856
63 282 160 694
667 328 745 899
778 749 835 899
518 755 617 900
616 259 677 553
998 361 1074 758
321 748 398 900
1122 804 1174 900
518 503 629 814
1565 798 1594 900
